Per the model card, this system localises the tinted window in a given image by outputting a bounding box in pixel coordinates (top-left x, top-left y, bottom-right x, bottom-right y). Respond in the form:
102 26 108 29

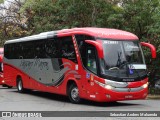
4 44 9 59
5 41 36 59
4 36 77 63
60 36 77 63
44 38 59 58
34 40 45 58
75 35 95 66
86 47 97 74
24 41 35 59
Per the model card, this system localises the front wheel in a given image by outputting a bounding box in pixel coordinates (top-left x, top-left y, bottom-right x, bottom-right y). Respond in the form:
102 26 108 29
68 84 81 104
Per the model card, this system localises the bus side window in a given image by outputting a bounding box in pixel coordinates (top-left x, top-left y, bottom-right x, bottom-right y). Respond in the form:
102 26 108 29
23 41 35 59
60 36 77 63
86 47 97 74
35 40 45 58
45 38 59 58
75 35 95 67
4 45 9 59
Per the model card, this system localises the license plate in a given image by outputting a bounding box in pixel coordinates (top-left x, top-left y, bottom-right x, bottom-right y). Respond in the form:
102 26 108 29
125 95 133 99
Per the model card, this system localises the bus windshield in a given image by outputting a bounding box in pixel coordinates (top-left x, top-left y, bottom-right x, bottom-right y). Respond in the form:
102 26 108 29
100 40 147 81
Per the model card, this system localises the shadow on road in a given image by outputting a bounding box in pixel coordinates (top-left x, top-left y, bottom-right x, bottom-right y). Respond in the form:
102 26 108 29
0 87 16 89
8 89 142 107
81 100 140 107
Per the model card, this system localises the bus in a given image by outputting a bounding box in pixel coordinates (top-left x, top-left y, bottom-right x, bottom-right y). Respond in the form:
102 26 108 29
3 28 156 103
0 48 12 88
0 48 3 85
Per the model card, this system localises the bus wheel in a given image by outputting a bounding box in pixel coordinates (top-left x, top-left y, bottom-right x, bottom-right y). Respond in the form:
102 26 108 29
68 84 81 104
17 77 24 93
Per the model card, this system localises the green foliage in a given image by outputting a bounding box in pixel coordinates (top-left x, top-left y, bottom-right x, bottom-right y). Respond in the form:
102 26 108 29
20 0 126 33
121 0 159 39
0 0 4 4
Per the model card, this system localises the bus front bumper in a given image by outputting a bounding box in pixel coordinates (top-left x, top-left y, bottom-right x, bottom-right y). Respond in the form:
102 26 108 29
86 87 148 102
99 88 148 102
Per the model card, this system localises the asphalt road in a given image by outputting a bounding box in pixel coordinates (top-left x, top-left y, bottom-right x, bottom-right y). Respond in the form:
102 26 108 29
0 86 160 120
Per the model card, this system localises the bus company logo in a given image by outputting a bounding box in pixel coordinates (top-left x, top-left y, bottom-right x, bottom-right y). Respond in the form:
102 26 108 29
128 88 131 92
103 41 118 44
20 58 49 70
2 112 11 117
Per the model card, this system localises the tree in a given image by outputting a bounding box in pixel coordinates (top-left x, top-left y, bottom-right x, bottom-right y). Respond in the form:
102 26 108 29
20 0 122 34
0 0 27 46
121 0 159 41
0 0 3 4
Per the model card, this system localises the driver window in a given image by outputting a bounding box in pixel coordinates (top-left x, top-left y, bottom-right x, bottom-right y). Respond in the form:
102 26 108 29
86 47 97 74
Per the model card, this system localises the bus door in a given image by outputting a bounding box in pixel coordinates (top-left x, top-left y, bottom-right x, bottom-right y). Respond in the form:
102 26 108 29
84 45 98 98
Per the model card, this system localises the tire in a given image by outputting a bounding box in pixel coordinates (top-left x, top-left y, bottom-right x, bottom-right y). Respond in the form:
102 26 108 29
17 77 25 93
68 83 81 104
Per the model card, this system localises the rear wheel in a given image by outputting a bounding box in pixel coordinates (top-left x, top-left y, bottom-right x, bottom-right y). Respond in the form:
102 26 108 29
17 77 25 93
68 84 81 104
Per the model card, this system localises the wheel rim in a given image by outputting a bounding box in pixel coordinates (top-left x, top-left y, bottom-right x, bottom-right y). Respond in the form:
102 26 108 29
71 87 79 101
18 80 22 91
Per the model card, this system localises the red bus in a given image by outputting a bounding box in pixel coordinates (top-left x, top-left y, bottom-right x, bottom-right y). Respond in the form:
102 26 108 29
3 28 156 103
0 48 12 88
0 48 4 85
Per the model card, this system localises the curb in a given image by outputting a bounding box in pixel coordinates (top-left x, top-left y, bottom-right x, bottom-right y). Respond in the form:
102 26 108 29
147 95 160 99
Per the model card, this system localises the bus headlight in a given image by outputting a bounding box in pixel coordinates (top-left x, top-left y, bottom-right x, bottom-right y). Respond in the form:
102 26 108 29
2 80 5 83
142 82 148 89
95 80 113 90
105 85 113 90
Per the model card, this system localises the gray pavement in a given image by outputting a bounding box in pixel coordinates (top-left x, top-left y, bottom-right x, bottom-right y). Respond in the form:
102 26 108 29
0 86 160 120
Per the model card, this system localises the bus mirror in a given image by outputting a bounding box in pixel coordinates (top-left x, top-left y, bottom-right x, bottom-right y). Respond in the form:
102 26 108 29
85 40 104 58
140 42 156 59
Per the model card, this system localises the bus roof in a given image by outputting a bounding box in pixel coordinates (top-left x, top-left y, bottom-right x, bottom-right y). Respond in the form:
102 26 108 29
5 27 138 44
58 28 138 40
